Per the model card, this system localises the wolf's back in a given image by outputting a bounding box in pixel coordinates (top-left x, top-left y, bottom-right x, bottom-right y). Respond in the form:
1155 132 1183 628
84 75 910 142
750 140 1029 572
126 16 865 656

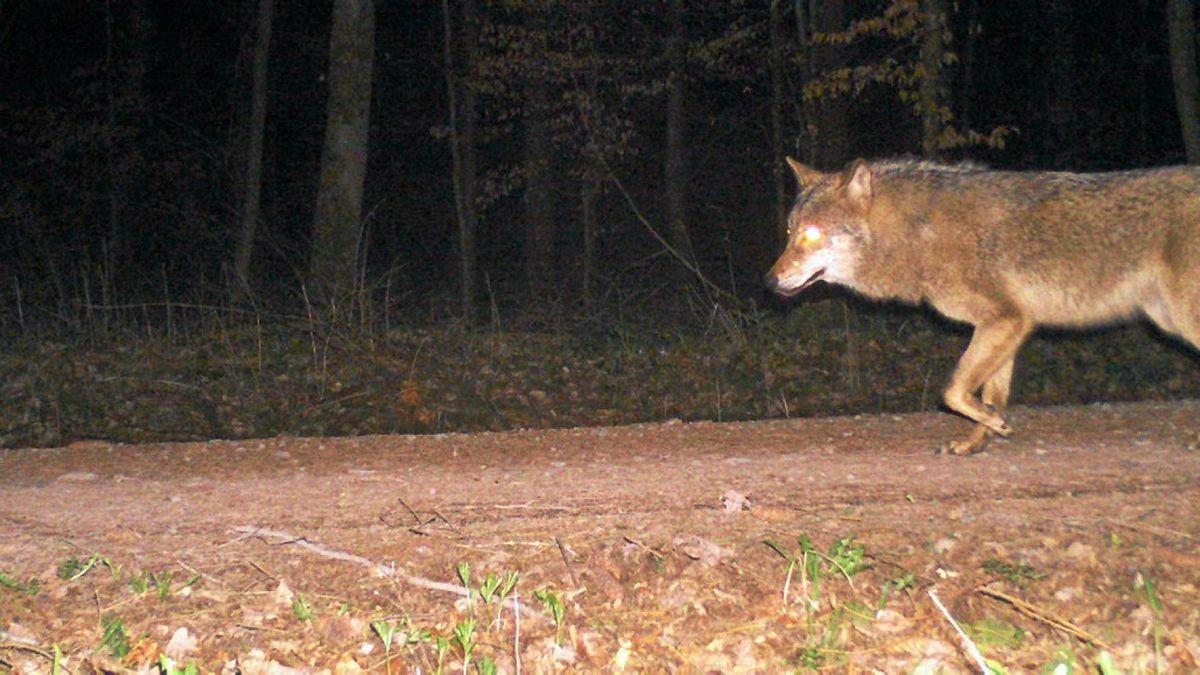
864 162 1200 327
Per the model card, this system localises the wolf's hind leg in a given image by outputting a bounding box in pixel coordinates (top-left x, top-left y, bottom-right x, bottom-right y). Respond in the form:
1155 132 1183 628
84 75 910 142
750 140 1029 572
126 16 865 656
1144 277 1200 351
1165 290 1200 351
1155 227 1200 350
943 358 1015 455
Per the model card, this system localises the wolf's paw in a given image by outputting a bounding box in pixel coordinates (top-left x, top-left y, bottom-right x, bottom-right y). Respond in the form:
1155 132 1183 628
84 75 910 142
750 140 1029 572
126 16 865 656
938 422 1006 456
982 415 1012 437
939 439 984 456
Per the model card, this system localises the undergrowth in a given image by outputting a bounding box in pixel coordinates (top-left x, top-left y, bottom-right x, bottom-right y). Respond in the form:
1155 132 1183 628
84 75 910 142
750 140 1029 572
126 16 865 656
2 296 1198 449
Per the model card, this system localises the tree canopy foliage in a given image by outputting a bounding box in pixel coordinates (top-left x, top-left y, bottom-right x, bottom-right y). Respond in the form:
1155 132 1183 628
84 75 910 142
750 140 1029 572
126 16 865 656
0 0 1190 328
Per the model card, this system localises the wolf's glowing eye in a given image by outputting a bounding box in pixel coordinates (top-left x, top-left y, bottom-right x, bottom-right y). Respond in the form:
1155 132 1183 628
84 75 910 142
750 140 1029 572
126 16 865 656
802 225 822 243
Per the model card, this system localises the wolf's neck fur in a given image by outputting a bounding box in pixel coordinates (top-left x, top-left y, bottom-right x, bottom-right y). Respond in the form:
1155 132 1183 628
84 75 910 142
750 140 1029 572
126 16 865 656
847 163 974 305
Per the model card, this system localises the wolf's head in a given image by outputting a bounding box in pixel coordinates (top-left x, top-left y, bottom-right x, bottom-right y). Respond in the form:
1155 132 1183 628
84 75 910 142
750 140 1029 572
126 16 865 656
764 158 873 298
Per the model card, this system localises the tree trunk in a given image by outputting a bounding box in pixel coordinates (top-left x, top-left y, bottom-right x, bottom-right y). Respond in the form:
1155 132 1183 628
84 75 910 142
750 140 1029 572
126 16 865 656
806 0 847 169
581 176 598 306
523 78 555 296
103 0 119 304
665 0 695 276
957 0 979 134
1138 0 1151 163
792 0 815 166
1046 0 1078 167
234 0 273 291
102 0 151 300
310 0 374 307
441 0 478 322
459 0 478 321
919 0 947 156
581 22 601 307
793 0 808 59
768 0 788 231
1168 0 1200 163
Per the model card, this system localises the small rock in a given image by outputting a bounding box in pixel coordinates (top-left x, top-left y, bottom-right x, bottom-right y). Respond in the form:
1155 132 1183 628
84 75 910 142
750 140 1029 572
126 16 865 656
0 621 39 645
1054 586 1083 602
675 536 728 567
333 653 363 674
932 537 957 555
165 626 197 661
1064 541 1097 565
271 580 294 607
875 608 911 634
720 490 751 512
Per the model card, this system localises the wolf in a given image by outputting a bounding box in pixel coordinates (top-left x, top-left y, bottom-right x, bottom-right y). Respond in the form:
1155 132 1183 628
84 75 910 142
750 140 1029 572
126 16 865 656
765 157 1200 454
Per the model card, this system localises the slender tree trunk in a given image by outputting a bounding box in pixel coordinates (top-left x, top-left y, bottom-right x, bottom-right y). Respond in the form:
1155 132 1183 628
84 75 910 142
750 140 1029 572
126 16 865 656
1168 0 1200 163
103 0 120 304
792 0 814 166
768 0 788 231
580 11 601 307
234 0 273 291
807 0 847 169
523 78 555 295
310 0 374 307
101 0 151 300
1137 0 1151 163
794 0 808 58
441 0 478 321
581 176 598 306
1046 0 1077 167
459 0 478 320
919 0 947 156
665 0 694 275
957 0 979 133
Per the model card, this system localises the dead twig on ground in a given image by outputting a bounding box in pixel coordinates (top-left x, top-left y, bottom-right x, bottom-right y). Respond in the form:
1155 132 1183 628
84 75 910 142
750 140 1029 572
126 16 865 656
555 536 580 588
1106 517 1195 541
928 587 991 674
977 585 1112 651
229 525 538 618
0 642 69 673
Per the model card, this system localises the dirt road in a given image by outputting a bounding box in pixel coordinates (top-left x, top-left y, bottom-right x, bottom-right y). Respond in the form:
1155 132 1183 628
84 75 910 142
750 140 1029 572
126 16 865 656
2 401 1199 672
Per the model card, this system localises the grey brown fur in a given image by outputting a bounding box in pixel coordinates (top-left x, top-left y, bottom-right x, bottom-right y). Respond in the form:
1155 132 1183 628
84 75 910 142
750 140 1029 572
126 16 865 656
765 157 1200 454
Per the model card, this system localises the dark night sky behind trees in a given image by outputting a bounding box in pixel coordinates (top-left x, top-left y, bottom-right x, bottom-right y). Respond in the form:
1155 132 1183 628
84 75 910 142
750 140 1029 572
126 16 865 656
0 0 1194 328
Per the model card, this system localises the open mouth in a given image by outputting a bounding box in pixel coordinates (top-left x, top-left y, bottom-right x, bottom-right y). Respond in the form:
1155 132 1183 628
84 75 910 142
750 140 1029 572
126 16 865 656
773 268 825 297
799 268 826 290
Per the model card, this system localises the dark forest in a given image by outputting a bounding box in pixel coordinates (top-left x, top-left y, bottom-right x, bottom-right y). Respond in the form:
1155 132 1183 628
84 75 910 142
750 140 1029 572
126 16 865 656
2 0 1199 448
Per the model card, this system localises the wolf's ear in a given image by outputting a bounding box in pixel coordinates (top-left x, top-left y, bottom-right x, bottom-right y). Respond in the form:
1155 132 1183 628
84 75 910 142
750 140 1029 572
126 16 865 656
841 159 872 205
786 157 823 189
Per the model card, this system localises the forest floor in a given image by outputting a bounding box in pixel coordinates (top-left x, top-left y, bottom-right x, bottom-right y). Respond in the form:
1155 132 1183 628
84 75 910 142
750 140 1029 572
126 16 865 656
2 400 1199 673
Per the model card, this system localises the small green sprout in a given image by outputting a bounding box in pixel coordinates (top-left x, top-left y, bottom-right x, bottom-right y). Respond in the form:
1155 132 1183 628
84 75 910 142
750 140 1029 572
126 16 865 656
58 553 114 581
130 573 150 595
1039 645 1076 674
452 617 478 674
292 594 314 622
534 589 566 645
1136 571 1164 668
982 558 1044 585
372 619 399 675
965 616 1025 649
154 571 174 599
435 635 451 673
100 613 131 659
0 569 41 595
158 654 199 675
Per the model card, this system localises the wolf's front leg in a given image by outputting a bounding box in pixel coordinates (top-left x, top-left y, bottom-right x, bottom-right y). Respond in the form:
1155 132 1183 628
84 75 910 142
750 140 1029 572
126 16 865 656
942 319 1028 452
943 357 1016 455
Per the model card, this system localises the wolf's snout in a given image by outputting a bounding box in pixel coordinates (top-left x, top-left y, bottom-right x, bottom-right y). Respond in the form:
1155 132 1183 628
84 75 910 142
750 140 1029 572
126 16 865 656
763 271 781 292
